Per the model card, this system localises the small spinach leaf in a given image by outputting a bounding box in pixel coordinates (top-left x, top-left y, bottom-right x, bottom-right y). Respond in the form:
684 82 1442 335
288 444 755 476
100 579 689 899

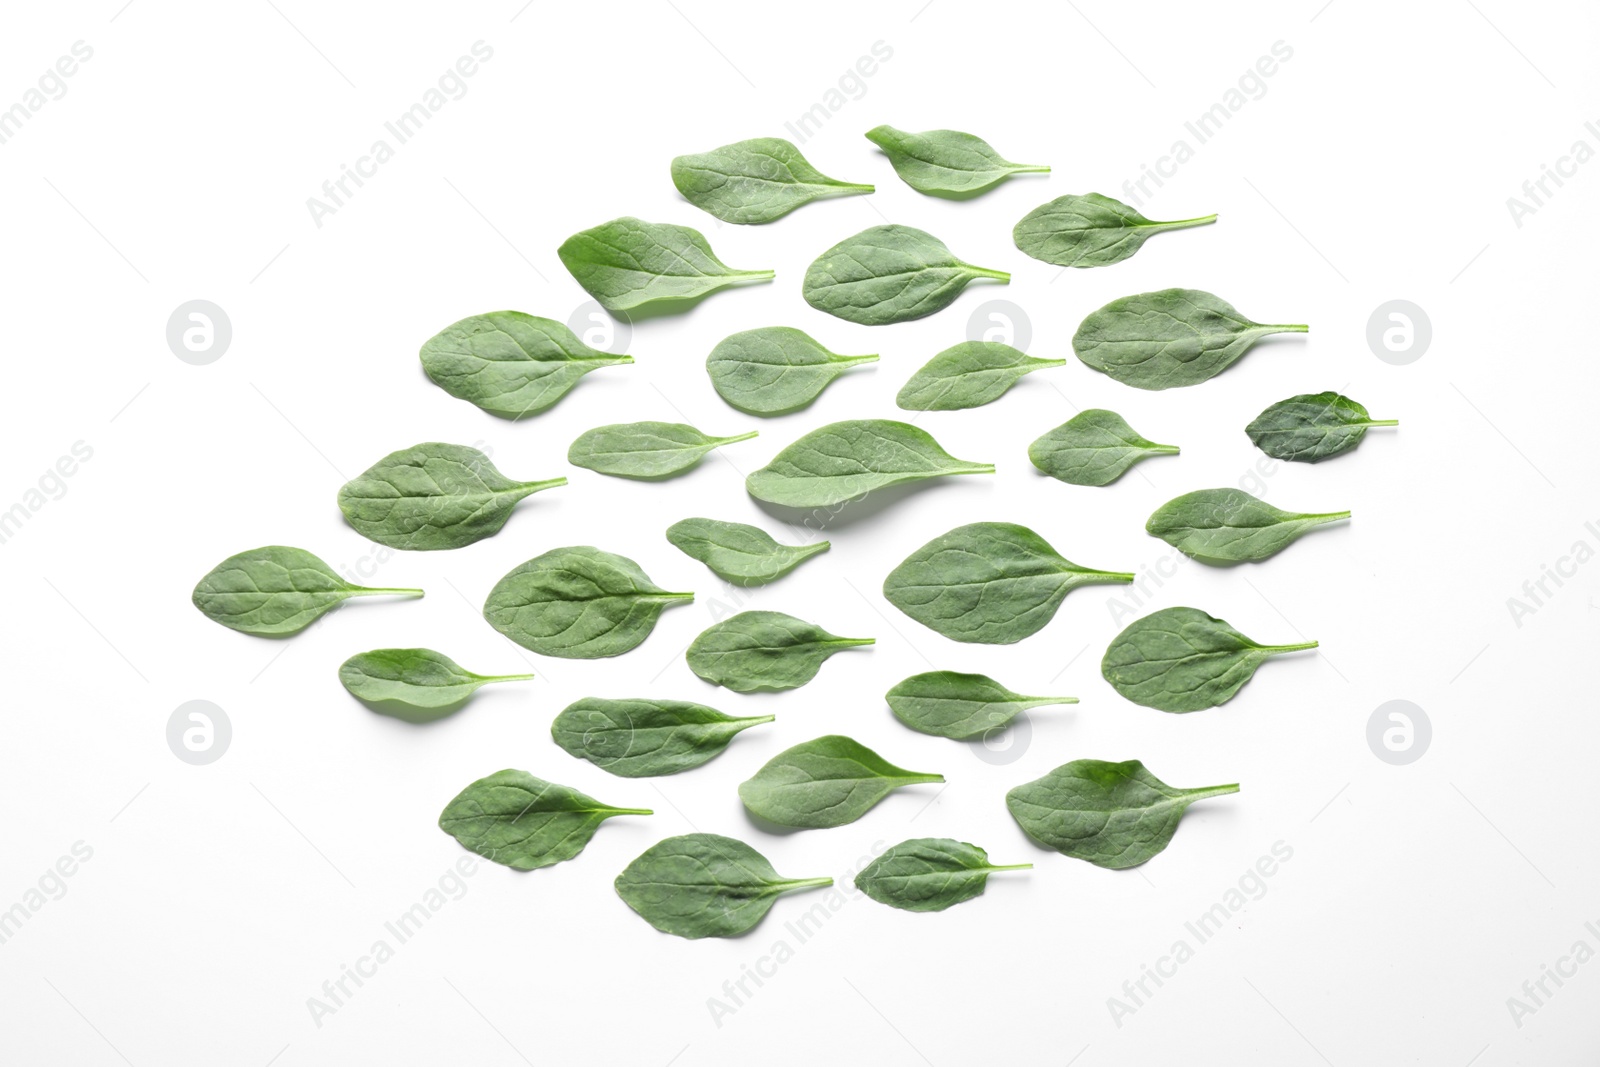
483 546 693 659
883 522 1132 644
614 833 832 939
745 419 993 508
568 422 757 479
192 546 422 636
1101 606 1317 712
1013 193 1216 268
671 137 873 224
803 224 1009 325
1246 391 1398 462
666 517 829 586
337 442 565 551
1028 409 1179 486
557 216 774 314
1146 488 1349 564
686 610 873 693
885 671 1074 740
419 311 632 419
551 697 772 777
1006 759 1238 869
895 341 1065 411
865 125 1048 197
338 648 531 720
438 769 650 871
706 327 877 415
855 838 1030 912
738 735 942 828
1073 288 1308 390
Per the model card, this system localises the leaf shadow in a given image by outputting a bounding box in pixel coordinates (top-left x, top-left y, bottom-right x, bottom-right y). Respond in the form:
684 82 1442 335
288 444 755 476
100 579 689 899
749 478 992 532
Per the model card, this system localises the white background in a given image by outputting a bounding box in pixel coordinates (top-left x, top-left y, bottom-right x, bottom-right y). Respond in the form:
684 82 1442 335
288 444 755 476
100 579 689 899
2 1 1597 1063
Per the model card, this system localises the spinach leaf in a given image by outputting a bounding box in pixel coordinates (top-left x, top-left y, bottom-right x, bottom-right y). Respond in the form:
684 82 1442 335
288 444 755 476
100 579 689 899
1028 409 1179 486
671 137 874 224
551 697 772 777
855 838 1030 912
1073 288 1308 390
885 671 1074 740
1101 606 1318 712
419 311 633 419
568 422 757 479
1006 759 1238 869
438 768 650 871
865 125 1048 197
338 648 532 720
483 546 693 659
895 341 1066 411
738 734 942 828
802 225 1009 326
745 419 993 508
1146 488 1350 564
666 517 829 586
883 522 1132 644
1013 193 1216 268
1246 391 1398 462
557 216 774 314
686 610 873 693
614 833 832 939
337 442 565 551
706 327 878 415
192 546 422 636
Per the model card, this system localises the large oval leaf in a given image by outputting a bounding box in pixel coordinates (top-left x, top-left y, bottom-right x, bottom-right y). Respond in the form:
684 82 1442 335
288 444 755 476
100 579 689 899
1101 606 1318 712
557 216 773 314
568 422 757 479
738 735 942 828
438 768 650 870
706 327 877 415
419 311 632 419
192 546 422 636
803 225 1009 325
855 838 1030 912
671 137 873 224
614 833 832 939
665 517 829 586
895 341 1065 411
1146 488 1350 564
1028 409 1179 486
885 671 1074 740
338 648 531 718
1013 193 1215 268
1246 391 1398 462
745 419 993 508
551 697 772 777
865 125 1048 197
686 610 873 692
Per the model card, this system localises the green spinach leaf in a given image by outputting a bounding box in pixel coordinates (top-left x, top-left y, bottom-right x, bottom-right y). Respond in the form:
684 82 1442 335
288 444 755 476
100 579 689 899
483 546 693 659
745 419 993 508
1246 391 1398 462
739 735 942 828
337 442 565 551
557 216 773 314
885 671 1074 740
671 137 873 224
686 610 873 692
883 522 1132 644
1073 288 1308 390
1013 193 1216 268
1028 409 1178 486
551 697 772 777
615 833 832 939
666 517 829 586
865 125 1048 197
1101 606 1317 712
896 341 1065 411
1006 759 1238 868
855 838 1030 911
438 768 650 871
338 648 531 719
192 546 422 636
1146 488 1349 564
802 224 1009 325
419 311 632 419
568 422 757 479
706 327 877 415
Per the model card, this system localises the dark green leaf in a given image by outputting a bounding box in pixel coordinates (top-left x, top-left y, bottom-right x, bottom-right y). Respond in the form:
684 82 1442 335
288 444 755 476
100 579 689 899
1246 391 1398 462
1007 759 1238 869
895 341 1065 411
552 697 772 777
803 224 1009 326
745 419 993 508
1101 606 1318 712
557 216 773 314
438 769 650 871
614 833 832 939
419 311 632 419
666 517 829 586
338 648 531 719
855 838 1030 912
1146 488 1350 564
192 546 422 636
1028 409 1179 486
885 671 1074 740
687 611 873 693
865 125 1048 197
739 735 942 828
706 327 877 415
671 137 873 224
568 422 757 479
1013 193 1215 268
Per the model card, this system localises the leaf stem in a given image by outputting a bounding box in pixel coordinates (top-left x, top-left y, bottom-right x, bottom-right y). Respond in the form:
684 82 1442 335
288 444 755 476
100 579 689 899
657 592 696 602
955 463 997 475
513 477 568 495
1267 640 1319 654
736 269 777 281
1154 213 1219 230
719 430 761 445
1365 419 1399 427
830 637 876 648
901 774 946 786
986 863 1034 872
1149 444 1181 455
840 353 881 366
965 265 1011 283
737 714 778 727
1304 510 1352 523
1184 783 1241 801
482 673 536 683
605 808 655 816
1009 164 1051 174
778 876 834 891
350 587 425 598
1263 323 1310 333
